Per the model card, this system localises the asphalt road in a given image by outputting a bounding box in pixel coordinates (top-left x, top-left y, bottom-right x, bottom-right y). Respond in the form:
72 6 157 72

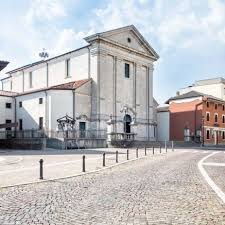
0 149 225 225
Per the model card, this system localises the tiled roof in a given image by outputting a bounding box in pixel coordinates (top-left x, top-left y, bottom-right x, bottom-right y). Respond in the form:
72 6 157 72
16 79 91 97
165 90 225 104
51 79 90 90
0 90 18 97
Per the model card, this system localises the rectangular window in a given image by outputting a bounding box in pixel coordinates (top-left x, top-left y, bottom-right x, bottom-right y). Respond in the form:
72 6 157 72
29 71 33 88
215 104 217 110
223 105 225 111
5 120 11 131
19 119 23 131
19 101 22 108
223 115 225 123
206 102 209 108
206 130 210 139
223 131 225 140
5 103 12 108
39 98 43 104
10 81 12 91
215 114 218 123
79 122 86 138
39 117 43 130
65 59 70 78
125 63 130 78
206 112 210 121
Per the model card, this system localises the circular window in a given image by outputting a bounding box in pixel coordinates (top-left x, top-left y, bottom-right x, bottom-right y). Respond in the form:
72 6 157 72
127 38 131 43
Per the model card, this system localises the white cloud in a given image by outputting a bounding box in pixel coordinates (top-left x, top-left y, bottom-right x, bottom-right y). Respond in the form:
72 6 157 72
90 0 225 51
25 0 66 25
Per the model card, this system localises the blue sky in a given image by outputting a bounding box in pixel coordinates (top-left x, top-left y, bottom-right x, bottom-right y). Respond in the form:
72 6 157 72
0 0 225 104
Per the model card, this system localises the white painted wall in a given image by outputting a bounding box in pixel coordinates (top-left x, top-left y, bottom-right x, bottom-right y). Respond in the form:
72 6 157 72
48 90 73 131
157 111 169 141
2 78 12 91
0 96 15 130
16 92 46 130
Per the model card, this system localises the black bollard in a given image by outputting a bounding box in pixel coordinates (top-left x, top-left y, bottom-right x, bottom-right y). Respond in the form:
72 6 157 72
127 149 129 160
82 155 86 172
153 146 154 155
160 145 161 154
145 147 147 156
39 159 43 180
103 153 106 167
116 151 118 163
136 148 138 158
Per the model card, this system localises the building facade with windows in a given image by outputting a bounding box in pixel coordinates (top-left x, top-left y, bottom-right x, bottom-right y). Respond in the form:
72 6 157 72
166 91 225 145
0 25 159 144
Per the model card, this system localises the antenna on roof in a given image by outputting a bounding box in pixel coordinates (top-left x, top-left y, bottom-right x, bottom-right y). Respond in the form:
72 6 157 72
39 48 49 60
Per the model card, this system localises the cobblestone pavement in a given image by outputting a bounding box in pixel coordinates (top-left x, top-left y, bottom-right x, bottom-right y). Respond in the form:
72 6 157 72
1 150 225 225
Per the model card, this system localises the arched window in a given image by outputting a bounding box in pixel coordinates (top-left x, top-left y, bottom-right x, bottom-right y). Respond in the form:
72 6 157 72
123 114 132 133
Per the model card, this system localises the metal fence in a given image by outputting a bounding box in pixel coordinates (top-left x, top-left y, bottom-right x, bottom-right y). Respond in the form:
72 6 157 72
0 129 107 140
48 130 107 139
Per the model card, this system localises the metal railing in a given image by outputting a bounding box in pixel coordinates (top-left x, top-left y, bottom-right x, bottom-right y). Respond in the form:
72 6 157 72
48 130 107 139
0 129 107 140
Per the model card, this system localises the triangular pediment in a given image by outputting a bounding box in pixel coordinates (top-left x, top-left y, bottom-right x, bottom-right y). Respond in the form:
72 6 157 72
84 25 159 60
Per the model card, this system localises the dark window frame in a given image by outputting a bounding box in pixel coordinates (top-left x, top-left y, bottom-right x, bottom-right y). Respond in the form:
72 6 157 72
206 130 210 139
215 114 218 123
5 119 12 131
5 103 12 109
19 101 22 108
19 119 23 131
65 58 71 78
206 112 210 121
39 117 43 130
29 71 33 88
39 98 43 104
215 104 218 110
125 63 130 78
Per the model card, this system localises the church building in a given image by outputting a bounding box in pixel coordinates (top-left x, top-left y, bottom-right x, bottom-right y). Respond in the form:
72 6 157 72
0 25 159 147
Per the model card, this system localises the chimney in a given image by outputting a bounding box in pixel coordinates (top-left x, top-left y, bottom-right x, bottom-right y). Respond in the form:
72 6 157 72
176 91 180 96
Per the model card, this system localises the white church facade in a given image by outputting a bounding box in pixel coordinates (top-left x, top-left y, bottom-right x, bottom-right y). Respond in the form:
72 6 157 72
0 25 159 147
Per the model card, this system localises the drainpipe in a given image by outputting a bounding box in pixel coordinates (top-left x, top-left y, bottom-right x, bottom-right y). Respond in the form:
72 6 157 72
72 89 75 120
46 62 49 87
195 101 203 141
44 91 48 136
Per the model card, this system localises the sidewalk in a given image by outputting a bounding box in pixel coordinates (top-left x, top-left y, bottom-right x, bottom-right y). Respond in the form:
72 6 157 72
0 147 164 188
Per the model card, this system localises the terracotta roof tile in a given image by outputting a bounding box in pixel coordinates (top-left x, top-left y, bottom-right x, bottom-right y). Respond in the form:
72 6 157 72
51 79 90 90
15 78 91 97
0 90 18 97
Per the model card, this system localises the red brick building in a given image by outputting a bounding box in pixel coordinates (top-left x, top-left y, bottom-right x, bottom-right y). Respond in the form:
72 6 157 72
166 91 225 145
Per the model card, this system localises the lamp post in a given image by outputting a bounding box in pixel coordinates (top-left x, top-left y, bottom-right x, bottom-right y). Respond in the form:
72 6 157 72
202 116 205 147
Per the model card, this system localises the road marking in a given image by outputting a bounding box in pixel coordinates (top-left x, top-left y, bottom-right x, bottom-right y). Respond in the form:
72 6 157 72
198 152 225 204
202 162 225 167
203 151 209 153
0 154 118 174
